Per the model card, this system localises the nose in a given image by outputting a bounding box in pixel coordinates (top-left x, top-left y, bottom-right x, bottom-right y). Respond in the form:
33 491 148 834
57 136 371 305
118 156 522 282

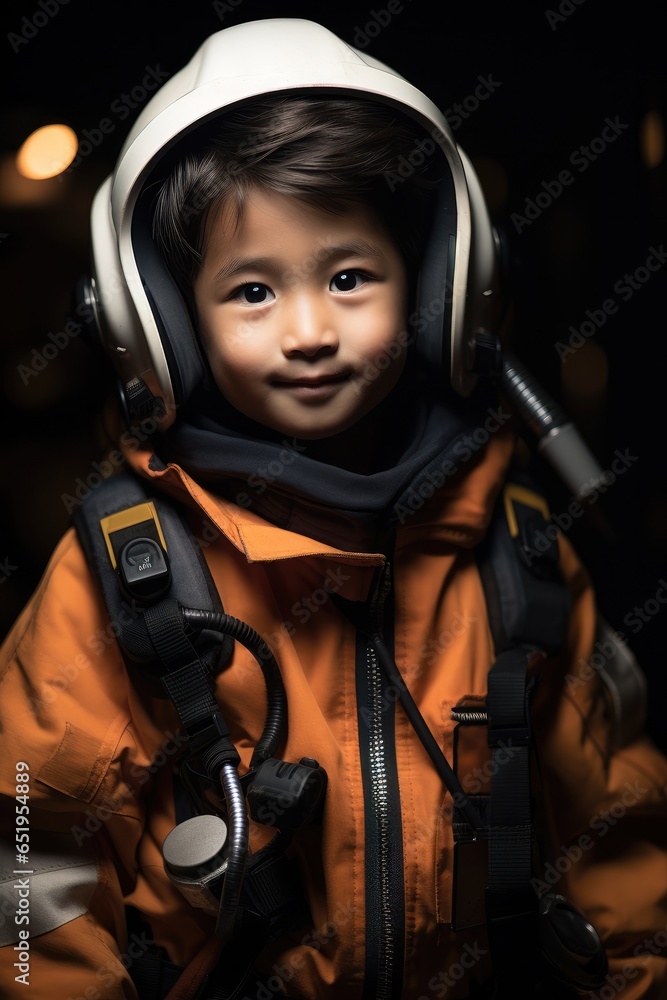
280 294 339 358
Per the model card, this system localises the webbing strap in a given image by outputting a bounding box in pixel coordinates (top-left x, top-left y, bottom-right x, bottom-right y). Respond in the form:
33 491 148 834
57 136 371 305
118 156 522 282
485 646 539 988
144 601 202 671
142 599 233 762
129 947 184 1000
162 661 220 732
143 599 220 734
243 850 311 932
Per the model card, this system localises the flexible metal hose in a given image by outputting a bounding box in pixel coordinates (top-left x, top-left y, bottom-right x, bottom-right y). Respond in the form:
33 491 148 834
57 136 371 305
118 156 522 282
214 761 248 947
179 607 287 944
500 352 566 437
500 352 605 498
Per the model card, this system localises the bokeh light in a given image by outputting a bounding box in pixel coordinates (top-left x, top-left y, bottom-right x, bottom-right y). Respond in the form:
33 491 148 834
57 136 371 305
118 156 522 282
16 124 78 180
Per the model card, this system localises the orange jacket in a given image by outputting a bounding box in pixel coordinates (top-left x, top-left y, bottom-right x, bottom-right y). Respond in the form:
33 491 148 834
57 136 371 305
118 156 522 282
1 424 666 1000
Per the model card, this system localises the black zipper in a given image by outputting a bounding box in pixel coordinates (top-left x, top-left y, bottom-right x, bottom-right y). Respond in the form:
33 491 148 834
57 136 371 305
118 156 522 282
355 564 404 1000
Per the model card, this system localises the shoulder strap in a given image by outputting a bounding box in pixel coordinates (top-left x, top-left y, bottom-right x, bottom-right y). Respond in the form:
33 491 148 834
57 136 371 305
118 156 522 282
473 473 608 995
478 472 647 749
71 469 316 997
71 470 233 694
476 474 570 657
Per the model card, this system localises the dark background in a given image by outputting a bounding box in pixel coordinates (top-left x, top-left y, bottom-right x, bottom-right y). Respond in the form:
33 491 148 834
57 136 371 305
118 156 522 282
1 0 666 750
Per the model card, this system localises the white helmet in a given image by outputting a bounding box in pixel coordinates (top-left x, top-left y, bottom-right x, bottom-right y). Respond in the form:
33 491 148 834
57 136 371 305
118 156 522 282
83 17 500 427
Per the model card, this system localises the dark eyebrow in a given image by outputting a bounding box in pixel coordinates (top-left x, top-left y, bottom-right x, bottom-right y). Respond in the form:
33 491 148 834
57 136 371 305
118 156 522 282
210 239 387 285
211 256 279 284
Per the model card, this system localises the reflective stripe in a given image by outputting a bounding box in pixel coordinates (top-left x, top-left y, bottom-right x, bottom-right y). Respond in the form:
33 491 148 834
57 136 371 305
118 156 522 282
0 832 99 946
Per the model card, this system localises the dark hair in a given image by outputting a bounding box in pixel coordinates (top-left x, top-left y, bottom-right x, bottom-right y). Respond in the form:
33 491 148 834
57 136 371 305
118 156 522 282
152 96 440 292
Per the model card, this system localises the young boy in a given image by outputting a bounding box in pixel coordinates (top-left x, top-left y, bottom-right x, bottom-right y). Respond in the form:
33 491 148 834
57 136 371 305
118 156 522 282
1 17 666 1000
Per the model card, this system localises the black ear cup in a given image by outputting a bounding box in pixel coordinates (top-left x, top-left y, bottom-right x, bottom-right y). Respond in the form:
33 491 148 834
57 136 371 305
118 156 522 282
68 275 165 424
538 892 608 991
412 179 458 380
69 274 103 351
492 224 513 324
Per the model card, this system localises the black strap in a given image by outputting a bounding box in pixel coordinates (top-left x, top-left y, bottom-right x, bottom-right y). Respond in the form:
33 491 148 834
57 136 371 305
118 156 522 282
485 646 540 990
71 470 233 695
195 849 311 1000
140 598 239 773
474 475 574 991
144 600 202 670
476 477 570 657
243 839 311 934
125 907 186 1000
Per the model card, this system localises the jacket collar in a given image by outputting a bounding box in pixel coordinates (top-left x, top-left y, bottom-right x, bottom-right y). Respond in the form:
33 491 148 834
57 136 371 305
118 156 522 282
111 403 516 564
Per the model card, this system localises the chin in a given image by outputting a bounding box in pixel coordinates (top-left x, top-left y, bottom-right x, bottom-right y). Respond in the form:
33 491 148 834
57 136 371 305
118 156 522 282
269 424 351 441
253 409 365 441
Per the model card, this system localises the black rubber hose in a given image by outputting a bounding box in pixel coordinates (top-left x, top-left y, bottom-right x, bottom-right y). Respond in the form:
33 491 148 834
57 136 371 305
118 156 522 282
369 632 484 833
181 608 287 766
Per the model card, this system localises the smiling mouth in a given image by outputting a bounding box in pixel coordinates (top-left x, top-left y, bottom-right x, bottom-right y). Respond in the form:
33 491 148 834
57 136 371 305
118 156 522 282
272 372 352 388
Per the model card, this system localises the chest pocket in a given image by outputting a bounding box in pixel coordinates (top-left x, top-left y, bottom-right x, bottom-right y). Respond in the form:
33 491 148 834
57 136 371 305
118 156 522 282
36 713 137 815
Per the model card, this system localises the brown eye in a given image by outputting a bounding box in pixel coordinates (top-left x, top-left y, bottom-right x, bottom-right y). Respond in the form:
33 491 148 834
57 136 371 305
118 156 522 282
232 282 274 304
243 283 270 303
330 271 365 292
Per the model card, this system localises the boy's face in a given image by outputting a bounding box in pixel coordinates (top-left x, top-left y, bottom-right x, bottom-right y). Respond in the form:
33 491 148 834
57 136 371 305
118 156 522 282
193 189 408 440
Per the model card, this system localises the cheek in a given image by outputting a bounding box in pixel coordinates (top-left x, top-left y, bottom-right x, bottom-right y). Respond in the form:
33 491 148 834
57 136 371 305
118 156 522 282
359 291 408 360
199 311 263 379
